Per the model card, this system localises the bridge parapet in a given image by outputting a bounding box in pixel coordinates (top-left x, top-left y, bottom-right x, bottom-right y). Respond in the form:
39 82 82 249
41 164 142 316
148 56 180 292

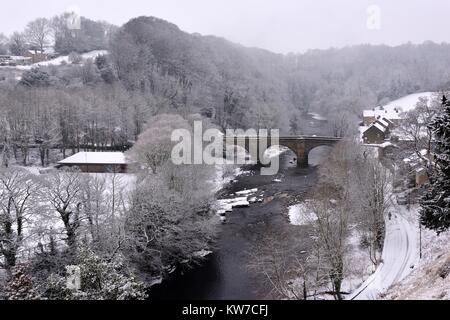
223 136 342 167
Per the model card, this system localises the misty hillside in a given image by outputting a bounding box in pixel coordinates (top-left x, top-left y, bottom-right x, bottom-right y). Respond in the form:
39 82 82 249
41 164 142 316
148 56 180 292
4 15 450 134
108 16 450 132
1 5 450 304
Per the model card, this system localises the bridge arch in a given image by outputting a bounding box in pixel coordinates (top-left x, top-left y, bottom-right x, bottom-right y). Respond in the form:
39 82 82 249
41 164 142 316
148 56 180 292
307 145 333 167
224 136 341 168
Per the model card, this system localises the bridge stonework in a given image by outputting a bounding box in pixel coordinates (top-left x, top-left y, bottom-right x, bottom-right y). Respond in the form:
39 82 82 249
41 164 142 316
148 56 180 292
224 136 341 168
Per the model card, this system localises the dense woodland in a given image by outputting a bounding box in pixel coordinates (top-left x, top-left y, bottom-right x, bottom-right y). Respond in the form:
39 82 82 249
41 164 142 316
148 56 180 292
1 14 450 300
3 16 450 145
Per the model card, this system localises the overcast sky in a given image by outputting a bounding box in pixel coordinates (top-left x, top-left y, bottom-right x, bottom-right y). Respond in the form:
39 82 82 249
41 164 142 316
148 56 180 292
1 0 449 53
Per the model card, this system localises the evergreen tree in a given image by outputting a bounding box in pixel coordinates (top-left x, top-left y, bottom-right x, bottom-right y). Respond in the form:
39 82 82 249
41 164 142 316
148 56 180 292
5 264 40 300
420 95 450 233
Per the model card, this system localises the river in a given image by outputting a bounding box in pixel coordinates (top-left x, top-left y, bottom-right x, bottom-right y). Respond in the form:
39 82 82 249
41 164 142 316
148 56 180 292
149 115 329 300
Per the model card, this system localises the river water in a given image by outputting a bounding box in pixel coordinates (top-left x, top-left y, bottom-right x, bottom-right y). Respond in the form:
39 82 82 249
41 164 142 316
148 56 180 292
149 116 329 300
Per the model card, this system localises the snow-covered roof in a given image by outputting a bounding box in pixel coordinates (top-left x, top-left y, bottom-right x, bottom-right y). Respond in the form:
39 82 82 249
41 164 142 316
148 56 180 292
363 110 375 117
402 149 431 167
382 117 394 124
373 122 387 132
28 50 45 55
378 118 390 128
58 152 128 165
379 142 396 148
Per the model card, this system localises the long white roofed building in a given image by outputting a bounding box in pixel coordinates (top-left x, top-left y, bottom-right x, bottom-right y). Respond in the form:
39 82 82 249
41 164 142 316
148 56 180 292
58 152 129 173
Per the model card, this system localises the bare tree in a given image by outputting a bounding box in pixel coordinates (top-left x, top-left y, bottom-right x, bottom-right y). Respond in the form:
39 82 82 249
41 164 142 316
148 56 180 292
128 114 190 174
308 186 350 300
8 32 27 56
0 117 12 168
247 230 323 300
0 168 38 272
25 18 52 52
397 94 442 172
352 156 391 265
41 169 82 253
0 33 8 55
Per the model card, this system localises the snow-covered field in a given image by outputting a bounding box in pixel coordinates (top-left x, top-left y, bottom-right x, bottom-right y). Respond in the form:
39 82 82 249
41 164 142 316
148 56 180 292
368 92 435 121
383 92 435 115
16 168 136 260
2 50 108 71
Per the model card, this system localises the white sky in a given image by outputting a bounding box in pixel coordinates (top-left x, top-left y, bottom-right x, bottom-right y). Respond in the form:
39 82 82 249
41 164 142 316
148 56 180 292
0 0 449 54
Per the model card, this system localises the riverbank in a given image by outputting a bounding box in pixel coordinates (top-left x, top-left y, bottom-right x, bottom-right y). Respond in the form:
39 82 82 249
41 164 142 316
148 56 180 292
148 151 320 300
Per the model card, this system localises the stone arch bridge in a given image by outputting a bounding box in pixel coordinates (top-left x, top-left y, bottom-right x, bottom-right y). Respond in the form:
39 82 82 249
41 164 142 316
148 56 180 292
224 136 342 167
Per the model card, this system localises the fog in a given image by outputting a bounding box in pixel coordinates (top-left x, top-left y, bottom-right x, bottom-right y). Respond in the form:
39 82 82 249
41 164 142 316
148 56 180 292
1 0 450 53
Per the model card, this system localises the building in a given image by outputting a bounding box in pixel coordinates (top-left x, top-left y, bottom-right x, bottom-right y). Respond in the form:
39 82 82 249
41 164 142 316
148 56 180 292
363 120 389 144
401 150 432 188
363 106 403 126
415 167 430 187
58 152 129 173
380 117 394 129
25 50 48 64
363 110 376 126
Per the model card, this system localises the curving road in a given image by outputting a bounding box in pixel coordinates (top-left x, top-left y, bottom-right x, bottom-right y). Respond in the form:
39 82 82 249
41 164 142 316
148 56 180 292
348 198 420 300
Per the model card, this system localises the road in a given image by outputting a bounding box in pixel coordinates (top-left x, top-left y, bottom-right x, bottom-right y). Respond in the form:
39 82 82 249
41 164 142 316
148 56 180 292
348 197 420 300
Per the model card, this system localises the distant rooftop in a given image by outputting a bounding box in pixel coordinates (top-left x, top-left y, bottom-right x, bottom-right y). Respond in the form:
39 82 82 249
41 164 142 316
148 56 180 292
371 122 388 132
59 152 128 165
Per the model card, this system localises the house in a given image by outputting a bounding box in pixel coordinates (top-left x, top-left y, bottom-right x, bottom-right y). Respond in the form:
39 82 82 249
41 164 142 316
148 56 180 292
25 50 48 64
377 141 399 159
363 120 389 144
58 152 129 173
379 117 394 129
363 107 400 126
415 167 429 187
363 110 376 126
401 150 432 188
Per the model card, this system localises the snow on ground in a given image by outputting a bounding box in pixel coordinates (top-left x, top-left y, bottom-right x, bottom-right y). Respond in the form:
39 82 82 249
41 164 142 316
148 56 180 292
341 228 375 294
235 188 258 196
14 167 137 259
9 50 108 71
347 198 420 300
308 112 328 121
384 218 450 300
211 146 288 193
264 146 289 159
216 197 250 214
212 163 245 193
365 92 435 122
384 92 435 114
288 202 317 226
